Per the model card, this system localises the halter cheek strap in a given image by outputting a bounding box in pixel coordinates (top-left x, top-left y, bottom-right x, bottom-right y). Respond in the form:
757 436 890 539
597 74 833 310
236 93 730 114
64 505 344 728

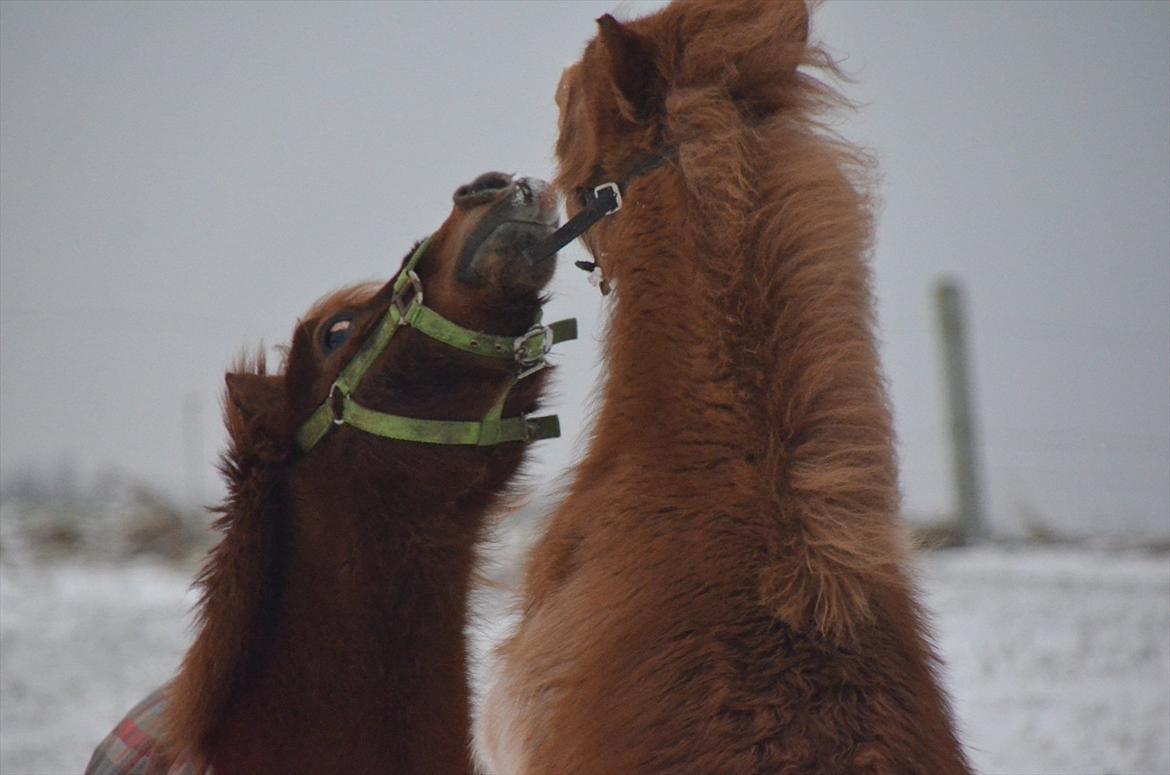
296 237 577 453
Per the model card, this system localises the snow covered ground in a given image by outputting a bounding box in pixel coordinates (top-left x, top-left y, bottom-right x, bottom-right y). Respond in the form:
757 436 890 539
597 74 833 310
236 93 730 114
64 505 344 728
0 561 197 774
1 546 1167 774
920 547 1169 774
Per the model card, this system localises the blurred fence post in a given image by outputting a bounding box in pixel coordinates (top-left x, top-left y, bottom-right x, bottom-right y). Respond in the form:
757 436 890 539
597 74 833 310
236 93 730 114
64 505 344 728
936 279 985 544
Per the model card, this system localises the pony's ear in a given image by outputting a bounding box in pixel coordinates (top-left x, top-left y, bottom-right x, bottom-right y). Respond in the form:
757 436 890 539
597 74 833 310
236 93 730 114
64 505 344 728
596 14 663 121
225 373 284 427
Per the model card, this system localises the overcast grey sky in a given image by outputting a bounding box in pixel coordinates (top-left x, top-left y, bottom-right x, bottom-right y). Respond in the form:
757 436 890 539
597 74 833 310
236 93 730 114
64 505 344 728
2 0 1167 539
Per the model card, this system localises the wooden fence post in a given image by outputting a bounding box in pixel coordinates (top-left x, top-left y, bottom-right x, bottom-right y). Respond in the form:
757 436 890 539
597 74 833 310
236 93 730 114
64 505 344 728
935 279 985 543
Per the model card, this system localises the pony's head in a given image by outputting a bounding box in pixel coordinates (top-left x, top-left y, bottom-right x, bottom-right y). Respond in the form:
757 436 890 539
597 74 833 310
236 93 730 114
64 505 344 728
222 172 561 506
554 0 822 274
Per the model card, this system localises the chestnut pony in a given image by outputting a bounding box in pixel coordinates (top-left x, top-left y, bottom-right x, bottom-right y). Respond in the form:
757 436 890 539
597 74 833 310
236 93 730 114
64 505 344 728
477 3 969 774
87 173 573 775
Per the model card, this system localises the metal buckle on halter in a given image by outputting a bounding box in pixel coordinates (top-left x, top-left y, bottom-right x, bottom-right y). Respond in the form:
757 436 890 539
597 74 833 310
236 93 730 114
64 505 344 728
393 270 424 321
593 182 622 215
513 324 553 380
514 324 553 365
328 382 348 426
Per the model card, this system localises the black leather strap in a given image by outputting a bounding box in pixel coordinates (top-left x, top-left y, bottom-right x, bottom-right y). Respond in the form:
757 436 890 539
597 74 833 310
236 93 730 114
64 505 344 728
522 186 619 264
522 153 673 265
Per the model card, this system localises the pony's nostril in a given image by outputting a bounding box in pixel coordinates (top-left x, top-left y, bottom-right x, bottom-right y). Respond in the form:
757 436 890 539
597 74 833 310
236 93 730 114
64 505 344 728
454 172 512 204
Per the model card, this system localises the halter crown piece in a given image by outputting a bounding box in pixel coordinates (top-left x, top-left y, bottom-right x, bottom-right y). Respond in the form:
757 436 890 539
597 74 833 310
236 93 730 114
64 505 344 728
296 237 577 453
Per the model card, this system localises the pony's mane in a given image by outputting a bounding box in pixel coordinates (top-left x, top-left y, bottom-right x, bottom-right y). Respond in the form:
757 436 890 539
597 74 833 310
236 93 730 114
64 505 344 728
675 11 903 645
578 0 906 645
689 57 901 646
166 281 380 754
164 349 286 754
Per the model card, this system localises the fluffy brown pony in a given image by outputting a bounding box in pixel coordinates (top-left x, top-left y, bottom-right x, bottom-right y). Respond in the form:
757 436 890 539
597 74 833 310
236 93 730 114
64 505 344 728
89 173 563 775
476 3 970 773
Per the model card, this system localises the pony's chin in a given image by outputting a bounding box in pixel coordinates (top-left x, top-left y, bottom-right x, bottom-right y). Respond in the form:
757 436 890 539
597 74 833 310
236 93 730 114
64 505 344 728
465 221 557 292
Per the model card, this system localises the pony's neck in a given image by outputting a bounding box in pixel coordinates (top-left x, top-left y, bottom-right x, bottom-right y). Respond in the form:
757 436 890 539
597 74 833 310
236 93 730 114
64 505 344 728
582 130 887 481
582 193 765 475
288 475 481 660
208 474 486 773
575 131 907 648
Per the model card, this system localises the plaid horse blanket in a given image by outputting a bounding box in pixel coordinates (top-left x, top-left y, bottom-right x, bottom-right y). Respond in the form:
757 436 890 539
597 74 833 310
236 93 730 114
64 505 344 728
85 687 209 775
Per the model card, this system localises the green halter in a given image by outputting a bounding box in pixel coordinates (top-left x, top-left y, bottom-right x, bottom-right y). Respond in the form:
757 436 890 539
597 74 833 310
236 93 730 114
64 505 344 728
296 237 576 453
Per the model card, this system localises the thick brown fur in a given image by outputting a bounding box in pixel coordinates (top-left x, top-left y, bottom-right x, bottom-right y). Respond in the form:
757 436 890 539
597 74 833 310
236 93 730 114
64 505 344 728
163 176 559 775
478 2 969 773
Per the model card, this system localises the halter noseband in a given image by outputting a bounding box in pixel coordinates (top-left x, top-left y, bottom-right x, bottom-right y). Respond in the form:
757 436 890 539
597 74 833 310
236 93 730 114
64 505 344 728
296 237 577 453
521 152 673 292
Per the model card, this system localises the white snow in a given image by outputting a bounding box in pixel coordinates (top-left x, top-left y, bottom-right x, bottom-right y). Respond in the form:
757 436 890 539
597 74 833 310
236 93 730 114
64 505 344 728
2 546 1167 774
0 561 196 774
921 546 1170 774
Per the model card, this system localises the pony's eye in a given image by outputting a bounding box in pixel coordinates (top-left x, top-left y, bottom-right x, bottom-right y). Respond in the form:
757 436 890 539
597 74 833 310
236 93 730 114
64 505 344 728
323 316 352 354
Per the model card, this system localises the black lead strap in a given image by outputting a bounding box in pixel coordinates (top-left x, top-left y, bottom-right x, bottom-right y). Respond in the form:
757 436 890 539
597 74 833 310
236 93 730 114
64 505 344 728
521 153 673 270
521 183 621 265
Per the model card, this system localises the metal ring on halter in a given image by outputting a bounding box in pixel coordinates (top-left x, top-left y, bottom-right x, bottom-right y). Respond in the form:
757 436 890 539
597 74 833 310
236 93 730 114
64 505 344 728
393 270 424 319
514 359 548 382
328 383 348 426
593 182 622 215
